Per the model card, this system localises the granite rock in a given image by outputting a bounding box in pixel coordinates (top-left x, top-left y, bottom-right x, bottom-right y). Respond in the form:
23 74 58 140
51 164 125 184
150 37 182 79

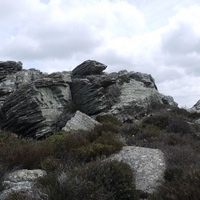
109 146 166 194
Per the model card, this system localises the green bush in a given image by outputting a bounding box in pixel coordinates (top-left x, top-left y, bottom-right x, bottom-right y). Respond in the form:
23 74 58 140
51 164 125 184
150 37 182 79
188 111 200 120
0 133 50 171
37 160 139 200
166 115 193 134
45 126 123 163
96 114 121 125
4 191 38 200
151 169 200 200
143 113 170 130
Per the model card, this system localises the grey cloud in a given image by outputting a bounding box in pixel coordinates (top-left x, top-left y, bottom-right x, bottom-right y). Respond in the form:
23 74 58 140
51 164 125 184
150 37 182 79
158 51 200 76
161 23 200 55
1 22 102 61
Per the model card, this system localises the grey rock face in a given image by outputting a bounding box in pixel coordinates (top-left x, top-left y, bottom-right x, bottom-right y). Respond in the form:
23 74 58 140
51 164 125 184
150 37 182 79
0 61 22 81
71 73 117 115
0 69 45 107
108 73 177 122
0 79 72 138
72 60 107 76
62 110 100 131
189 100 200 113
0 62 72 138
0 169 46 200
0 59 177 139
109 146 166 194
71 66 177 120
71 78 108 115
129 71 158 90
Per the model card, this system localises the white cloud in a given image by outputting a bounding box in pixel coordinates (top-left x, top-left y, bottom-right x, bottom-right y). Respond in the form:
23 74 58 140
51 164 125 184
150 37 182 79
1 0 200 107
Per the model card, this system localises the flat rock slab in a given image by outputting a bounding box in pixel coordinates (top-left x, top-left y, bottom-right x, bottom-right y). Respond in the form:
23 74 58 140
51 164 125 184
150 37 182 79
109 146 166 194
62 110 100 131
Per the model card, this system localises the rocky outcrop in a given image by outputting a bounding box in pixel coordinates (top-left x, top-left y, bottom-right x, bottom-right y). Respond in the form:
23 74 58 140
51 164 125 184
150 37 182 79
71 77 110 115
71 60 115 115
72 60 107 76
0 59 177 138
71 66 177 121
62 110 100 131
189 100 200 113
109 74 177 122
0 68 45 107
0 72 72 139
0 169 46 200
109 146 166 194
0 61 22 81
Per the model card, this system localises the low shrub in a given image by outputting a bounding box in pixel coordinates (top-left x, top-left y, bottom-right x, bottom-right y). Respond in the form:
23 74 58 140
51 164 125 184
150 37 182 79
120 123 165 146
4 192 38 200
143 113 170 130
96 114 121 126
166 115 193 134
0 133 50 171
188 111 200 120
151 169 200 200
37 160 139 200
45 126 123 163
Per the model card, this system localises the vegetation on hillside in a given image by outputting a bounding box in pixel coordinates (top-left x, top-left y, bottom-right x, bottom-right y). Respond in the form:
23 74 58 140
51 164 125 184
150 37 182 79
1 104 200 199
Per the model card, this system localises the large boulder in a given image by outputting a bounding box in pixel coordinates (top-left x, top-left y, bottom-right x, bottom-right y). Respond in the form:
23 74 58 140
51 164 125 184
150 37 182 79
109 146 166 194
0 74 72 138
72 60 107 76
71 77 110 115
0 169 46 200
62 110 100 131
70 61 113 115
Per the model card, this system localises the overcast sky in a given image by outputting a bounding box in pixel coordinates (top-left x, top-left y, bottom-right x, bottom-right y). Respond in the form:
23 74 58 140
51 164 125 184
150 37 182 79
0 0 200 108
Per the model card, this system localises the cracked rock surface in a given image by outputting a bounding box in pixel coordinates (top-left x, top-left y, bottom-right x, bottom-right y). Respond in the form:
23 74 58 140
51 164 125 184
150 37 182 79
109 146 166 194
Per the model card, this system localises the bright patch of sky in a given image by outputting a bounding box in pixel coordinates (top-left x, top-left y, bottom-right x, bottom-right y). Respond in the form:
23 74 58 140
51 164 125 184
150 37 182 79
0 0 200 107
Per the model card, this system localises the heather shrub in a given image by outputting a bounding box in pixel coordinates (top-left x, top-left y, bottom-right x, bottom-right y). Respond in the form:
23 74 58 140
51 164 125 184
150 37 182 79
143 112 194 134
188 111 200 119
166 115 193 134
143 113 170 130
133 124 163 139
150 169 200 200
0 133 50 171
45 126 123 163
4 192 38 200
120 123 165 146
147 101 171 113
40 156 61 172
170 106 190 116
37 160 139 200
96 114 121 125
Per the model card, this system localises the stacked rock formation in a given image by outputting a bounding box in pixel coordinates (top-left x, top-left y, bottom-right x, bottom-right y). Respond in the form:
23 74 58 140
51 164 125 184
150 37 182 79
0 60 177 138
